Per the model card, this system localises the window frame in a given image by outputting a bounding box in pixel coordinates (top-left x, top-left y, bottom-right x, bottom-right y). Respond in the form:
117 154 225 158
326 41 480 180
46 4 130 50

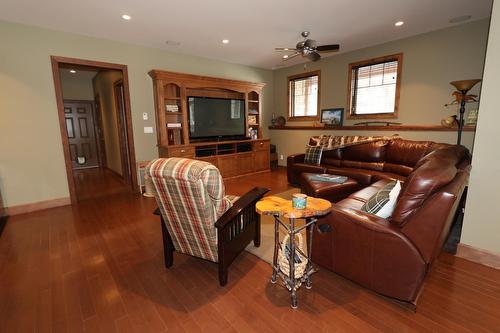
346 53 403 119
287 70 321 121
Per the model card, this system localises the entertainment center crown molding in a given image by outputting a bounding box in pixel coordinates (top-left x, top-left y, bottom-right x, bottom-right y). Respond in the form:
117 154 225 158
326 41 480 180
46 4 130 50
148 70 270 178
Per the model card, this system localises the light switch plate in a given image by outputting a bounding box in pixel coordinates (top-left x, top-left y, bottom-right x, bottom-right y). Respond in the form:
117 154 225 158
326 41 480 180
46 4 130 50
144 126 154 134
142 112 148 120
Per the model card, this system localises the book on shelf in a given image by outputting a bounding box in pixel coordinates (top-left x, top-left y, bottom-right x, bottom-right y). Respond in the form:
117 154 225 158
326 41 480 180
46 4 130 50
308 174 348 184
165 104 179 112
167 122 182 128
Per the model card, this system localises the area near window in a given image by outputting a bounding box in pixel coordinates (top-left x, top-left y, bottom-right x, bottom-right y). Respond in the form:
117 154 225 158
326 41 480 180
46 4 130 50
347 53 403 119
288 70 321 120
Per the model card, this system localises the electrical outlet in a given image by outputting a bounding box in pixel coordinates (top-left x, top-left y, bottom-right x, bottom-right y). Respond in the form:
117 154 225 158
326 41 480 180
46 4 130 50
280 154 284 160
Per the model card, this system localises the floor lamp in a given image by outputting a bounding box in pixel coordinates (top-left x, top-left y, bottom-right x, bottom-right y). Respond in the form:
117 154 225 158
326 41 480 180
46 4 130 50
450 79 481 145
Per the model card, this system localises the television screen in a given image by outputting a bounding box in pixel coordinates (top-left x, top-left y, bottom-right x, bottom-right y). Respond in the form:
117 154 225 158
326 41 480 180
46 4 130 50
188 96 246 139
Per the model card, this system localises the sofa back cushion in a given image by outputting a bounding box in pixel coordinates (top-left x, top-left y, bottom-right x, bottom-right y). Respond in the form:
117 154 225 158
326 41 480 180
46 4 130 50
385 139 432 168
390 146 467 226
383 163 413 176
342 141 388 162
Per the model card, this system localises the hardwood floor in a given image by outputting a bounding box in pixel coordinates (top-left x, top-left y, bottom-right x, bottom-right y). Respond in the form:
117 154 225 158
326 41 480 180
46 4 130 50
1 168 500 332
73 168 131 201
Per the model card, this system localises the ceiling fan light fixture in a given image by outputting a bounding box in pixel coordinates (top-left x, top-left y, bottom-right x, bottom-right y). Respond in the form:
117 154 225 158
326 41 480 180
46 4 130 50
222 39 229 44
394 21 404 27
70 70 76 74
282 55 289 59
121 14 131 20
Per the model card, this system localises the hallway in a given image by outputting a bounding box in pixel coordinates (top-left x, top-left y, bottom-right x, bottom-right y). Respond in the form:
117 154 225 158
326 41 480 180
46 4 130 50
74 168 131 201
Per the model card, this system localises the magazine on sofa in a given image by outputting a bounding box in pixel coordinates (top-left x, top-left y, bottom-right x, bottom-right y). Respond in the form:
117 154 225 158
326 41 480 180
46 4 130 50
309 174 348 183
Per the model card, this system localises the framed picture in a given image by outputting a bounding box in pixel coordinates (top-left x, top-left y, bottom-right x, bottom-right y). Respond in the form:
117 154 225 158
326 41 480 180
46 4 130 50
320 108 344 126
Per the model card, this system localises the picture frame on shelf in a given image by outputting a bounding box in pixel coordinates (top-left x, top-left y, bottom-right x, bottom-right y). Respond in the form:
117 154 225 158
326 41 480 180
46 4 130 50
320 108 344 126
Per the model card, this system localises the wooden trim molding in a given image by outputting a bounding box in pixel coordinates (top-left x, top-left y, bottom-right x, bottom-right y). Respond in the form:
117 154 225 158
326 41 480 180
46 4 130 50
346 53 403 120
51 56 139 203
456 243 500 270
6 197 71 216
287 70 321 121
268 125 476 132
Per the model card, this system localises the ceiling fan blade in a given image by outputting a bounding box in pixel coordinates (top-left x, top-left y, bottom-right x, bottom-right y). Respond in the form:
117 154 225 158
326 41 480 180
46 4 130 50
316 44 340 52
283 52 301 61
307 51 321 62
275 47 297 52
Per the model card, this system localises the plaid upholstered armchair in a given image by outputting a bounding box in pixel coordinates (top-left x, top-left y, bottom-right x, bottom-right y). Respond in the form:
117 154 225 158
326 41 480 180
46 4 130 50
147 158 269 286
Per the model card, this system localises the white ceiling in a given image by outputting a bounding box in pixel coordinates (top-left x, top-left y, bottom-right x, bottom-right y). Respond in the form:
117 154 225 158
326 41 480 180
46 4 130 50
0 0 493 69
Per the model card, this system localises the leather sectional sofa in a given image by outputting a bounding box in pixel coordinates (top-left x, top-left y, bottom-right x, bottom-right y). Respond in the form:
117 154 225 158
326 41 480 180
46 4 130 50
287 138 471 307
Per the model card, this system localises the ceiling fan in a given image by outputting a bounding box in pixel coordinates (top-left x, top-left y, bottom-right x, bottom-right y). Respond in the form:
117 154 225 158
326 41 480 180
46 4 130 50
275 31 340 62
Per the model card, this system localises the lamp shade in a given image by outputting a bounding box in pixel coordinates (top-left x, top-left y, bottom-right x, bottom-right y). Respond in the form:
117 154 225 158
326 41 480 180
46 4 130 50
450 79 481 92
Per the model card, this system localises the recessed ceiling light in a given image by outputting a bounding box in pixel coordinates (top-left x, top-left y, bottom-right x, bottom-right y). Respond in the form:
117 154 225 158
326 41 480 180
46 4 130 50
121 14 131 20
283 55 289 59
70 70 76 73
449 15 472 24
222 39 229 44
394 21 404 27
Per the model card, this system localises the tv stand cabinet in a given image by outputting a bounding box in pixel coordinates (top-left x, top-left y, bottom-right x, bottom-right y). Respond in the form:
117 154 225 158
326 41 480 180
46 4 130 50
149 70 269 178
158 139 270 178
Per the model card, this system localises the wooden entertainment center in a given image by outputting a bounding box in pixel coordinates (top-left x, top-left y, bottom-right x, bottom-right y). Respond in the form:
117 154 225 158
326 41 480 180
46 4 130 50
149 70 270 178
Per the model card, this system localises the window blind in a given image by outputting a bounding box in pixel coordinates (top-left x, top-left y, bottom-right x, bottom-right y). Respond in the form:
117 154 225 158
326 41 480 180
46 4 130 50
290 75 319 117
351 60 398 115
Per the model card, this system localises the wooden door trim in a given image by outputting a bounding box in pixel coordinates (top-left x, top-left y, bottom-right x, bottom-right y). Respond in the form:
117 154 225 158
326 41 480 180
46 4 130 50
51 56 138 204
113 79 131 183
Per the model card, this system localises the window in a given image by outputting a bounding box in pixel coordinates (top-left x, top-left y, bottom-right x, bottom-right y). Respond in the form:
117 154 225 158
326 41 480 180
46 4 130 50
288 71 320 120
347 53 402 118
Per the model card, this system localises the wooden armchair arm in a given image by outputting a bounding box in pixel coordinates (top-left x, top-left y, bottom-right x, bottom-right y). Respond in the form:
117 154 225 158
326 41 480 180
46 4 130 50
215 187 269 229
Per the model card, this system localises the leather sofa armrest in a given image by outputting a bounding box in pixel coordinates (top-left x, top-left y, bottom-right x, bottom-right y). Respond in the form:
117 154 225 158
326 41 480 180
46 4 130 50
287 153 305 165
330 206 400 233
316 205 426 302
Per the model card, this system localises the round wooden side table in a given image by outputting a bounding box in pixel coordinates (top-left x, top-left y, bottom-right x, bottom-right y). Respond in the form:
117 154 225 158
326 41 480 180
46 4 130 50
256 195 331 309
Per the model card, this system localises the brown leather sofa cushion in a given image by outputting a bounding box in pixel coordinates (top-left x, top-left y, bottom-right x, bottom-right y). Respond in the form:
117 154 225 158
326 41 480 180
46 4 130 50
340 160 384 171
383 163 413 176
391 154 457 226
322 148 342 160
342 141 388 162
385 139 432 167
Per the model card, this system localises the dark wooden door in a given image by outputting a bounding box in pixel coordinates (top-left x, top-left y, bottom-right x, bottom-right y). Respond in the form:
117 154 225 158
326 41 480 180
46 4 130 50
64 100 99 169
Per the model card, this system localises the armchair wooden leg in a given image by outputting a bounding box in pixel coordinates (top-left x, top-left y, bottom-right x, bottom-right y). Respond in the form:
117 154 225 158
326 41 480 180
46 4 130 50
218 263 228 286
254 214 261 247
160 217 174 268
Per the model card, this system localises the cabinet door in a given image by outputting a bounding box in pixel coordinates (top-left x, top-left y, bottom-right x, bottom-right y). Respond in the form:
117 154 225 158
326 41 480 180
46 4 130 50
218 155 238 178
237 152 254 174
254 150 270 171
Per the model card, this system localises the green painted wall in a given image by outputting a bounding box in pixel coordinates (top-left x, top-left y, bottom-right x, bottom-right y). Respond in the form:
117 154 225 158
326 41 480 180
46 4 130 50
462 2 500 254
270 19 489 164
93 71 123 176
0 20 274 207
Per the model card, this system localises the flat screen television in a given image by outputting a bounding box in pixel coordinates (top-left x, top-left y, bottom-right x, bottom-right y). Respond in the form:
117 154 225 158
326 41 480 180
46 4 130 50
188 96 247 140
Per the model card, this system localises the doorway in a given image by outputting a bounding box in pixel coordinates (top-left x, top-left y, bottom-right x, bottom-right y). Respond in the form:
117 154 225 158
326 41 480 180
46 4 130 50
51 56 138 203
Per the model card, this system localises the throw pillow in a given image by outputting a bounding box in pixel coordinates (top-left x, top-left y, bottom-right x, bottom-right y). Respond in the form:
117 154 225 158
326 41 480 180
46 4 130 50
361 180 401 218
304 145 323 165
